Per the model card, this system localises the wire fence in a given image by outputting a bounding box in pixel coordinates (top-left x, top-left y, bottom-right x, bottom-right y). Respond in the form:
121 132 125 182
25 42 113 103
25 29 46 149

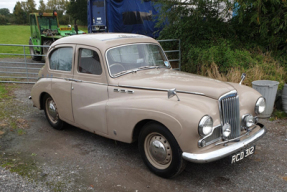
0 40 181 84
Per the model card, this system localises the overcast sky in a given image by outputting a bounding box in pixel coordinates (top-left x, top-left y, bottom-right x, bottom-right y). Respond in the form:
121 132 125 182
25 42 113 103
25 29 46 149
0 0 49 13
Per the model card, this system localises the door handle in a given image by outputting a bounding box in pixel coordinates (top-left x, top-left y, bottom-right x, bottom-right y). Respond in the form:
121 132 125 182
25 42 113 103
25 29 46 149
64 78 82 82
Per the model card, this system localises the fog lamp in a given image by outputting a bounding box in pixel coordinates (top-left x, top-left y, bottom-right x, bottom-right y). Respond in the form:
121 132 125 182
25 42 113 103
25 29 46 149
222 123 231 138
242 114 254 128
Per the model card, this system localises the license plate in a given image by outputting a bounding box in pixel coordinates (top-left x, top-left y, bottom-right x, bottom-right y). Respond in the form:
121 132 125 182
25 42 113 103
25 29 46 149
231 145 255 164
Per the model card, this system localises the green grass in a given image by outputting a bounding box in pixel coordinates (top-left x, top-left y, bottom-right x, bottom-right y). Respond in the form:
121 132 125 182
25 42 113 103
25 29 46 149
0 25 88 58
0 25 31 58
0 83 12 99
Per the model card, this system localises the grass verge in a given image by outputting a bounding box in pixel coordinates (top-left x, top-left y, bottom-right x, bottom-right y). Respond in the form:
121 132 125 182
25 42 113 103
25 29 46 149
0 83 28 136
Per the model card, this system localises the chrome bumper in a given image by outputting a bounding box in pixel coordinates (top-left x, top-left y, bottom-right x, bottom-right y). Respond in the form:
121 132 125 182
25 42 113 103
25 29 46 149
182 124 266 163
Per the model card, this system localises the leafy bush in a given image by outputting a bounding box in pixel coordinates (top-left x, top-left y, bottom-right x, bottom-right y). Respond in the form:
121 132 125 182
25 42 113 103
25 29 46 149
0 15 8 25
155 0 287 87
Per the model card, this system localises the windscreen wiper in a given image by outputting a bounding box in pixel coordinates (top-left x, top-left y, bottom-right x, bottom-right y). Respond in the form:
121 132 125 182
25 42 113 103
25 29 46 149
113 69 137 77
137 66 159 71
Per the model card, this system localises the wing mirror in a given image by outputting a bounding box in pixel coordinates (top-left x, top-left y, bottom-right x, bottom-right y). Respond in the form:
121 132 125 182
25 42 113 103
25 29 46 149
168 88 180 101
239 73 246 85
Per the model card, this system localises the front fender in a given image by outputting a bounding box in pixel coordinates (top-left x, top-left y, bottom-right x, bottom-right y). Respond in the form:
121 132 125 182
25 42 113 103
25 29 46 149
106 89 220 152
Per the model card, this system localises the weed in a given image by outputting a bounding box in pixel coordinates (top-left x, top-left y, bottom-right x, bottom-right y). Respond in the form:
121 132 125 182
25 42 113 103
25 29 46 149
270 110 287 121
17 129 26 135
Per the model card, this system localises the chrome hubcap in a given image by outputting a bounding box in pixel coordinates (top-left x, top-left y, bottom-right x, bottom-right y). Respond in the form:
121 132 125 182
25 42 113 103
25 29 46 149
46 98 58 123
144 133 172 169
149 139 167 163
48 101 57 120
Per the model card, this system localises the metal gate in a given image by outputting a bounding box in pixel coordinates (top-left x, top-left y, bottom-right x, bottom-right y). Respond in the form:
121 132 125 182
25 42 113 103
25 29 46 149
0 40 180 84
0 44 48 84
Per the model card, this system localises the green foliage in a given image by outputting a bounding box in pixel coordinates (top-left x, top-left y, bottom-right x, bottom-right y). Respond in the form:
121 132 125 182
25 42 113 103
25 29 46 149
155 0 287 84
38 0 46 12
13 1 26 24
67 0 87 25
235 0 287 54
0 15 8 25
0 8 10 16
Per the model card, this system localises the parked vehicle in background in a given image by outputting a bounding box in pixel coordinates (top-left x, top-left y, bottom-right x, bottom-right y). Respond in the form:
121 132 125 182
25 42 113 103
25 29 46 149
30 33 267 178
29 11 85 61
87 0 162 38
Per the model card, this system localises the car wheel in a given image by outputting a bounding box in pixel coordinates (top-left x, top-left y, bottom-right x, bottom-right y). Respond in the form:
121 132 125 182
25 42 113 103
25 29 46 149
138 122 186 178
43 94 64 130
29 39 42 61
43 40 53 60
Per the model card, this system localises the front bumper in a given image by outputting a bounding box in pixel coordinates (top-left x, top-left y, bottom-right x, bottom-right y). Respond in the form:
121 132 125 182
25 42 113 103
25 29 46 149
182 123 266 163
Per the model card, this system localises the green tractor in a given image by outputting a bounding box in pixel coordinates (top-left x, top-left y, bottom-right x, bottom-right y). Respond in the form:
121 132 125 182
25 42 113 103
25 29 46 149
29 11 85 60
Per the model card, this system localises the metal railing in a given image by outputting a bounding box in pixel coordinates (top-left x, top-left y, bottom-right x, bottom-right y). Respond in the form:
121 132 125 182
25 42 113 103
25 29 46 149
0 44 48 84
158 39 181 71
0 40 181 84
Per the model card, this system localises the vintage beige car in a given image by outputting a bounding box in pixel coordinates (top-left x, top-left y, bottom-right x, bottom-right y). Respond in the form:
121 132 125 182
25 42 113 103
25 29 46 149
30 33 267 178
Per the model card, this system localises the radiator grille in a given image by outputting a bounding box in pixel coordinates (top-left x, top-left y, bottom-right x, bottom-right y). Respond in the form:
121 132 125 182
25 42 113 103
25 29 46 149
219 94 240 139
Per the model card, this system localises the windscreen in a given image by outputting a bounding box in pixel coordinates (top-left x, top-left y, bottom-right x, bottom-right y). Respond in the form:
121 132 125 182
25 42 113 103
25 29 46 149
107 44 170 76
37 16 58 33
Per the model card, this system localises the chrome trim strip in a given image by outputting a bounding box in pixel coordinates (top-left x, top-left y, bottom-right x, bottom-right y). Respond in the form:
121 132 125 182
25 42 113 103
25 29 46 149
198 124 221 147
41 77 107 85
182 124 266 163
117 85 205 96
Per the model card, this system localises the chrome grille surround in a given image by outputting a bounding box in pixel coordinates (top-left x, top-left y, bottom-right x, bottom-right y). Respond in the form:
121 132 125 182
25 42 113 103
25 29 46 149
218 90 240 140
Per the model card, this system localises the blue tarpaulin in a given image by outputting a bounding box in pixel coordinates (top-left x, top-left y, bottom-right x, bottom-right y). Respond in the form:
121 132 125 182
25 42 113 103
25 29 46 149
88 0 161 38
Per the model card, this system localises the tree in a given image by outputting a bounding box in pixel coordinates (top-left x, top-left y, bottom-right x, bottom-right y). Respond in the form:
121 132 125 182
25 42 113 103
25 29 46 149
46 0 69 12
0 8 10 16
26 0 37 13
235 0 287 53
67 0 87 25
38 0 46 12
46 0 70 24
13 1 26 24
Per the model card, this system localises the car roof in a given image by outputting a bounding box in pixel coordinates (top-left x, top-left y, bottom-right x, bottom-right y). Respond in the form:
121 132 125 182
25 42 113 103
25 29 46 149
51 33 159 51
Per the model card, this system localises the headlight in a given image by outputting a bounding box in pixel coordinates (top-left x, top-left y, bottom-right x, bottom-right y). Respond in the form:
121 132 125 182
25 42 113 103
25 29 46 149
198 115 213 137
255 97 266 114
242 114 254 128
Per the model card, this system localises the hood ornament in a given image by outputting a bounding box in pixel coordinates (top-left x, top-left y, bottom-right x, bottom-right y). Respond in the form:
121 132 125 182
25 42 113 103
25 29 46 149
239 73 246 85
168 88 180 101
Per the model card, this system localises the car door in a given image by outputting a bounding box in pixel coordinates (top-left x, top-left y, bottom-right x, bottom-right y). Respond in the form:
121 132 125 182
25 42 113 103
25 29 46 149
48 44 75 123
71 45 108 134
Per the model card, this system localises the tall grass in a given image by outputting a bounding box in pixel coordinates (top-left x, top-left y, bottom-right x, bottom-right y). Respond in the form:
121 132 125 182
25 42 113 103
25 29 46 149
200 52 286 89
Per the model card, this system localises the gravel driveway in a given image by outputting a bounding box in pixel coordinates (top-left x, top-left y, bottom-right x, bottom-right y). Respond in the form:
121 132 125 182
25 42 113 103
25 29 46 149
0 84 286 192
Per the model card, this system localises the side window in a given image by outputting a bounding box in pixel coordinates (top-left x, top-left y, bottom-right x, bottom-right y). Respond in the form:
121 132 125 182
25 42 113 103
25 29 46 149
49 47 73 71
78 48 102 75
30 15 37 38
